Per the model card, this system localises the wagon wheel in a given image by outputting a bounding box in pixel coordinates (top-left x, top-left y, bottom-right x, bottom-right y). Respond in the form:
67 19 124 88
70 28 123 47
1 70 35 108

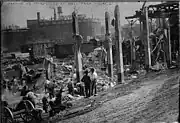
21 100 35 123
24 100 35 111
1 107 14 123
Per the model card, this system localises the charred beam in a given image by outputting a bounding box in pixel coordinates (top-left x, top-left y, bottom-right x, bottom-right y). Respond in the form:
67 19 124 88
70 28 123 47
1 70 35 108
72 11 83 83
105 12 113 78
179 33 180 68
114 5 124 84
143 7 151 71
163 18 172 68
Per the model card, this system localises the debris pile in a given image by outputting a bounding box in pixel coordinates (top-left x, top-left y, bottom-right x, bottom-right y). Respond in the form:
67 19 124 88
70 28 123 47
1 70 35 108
2 56 44 66
52 47 148 96
1 47 151 122
150 62 168 72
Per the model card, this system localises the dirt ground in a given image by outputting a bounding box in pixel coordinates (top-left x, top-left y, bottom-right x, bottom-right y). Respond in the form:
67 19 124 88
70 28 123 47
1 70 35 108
2 66 179 123
52 69 179 123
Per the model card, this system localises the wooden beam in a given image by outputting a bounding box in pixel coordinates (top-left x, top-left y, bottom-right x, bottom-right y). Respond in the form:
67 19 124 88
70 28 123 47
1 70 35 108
72 11 83 82
163 19 172 68
129 22 136 71
114 5 124 84
105 12 113 78
144 7 151 71
148 2 179 8
125 2 179 20
125 10 178 20
179 33 180 68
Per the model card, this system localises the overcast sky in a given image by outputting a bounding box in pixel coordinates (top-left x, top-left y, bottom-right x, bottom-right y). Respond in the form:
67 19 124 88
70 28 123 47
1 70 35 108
1 2 161 28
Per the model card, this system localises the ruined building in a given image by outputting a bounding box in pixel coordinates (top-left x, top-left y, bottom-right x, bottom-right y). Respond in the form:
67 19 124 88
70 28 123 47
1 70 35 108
2 7 103 54
27 7 102 44
1 28 29 52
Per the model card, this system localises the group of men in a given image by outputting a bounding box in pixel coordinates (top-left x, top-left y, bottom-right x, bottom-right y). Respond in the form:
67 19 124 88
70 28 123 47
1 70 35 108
43 79 66 115
81 67 98 98
44 65 98 104
66 66 98 98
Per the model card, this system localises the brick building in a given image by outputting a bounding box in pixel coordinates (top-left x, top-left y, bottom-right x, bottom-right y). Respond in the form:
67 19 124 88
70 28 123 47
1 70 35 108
1 28 29 52
27 8 102 44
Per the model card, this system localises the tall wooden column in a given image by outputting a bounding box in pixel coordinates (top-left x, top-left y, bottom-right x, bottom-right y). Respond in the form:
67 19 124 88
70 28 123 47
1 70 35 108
72 11 83 82
178 15 180 68
130 23 136 71
105 12 113 78
143 7 151 72
132 39 136 70
114 5 124 84
179 34 180 68
164 28 172 68
167 25 172 65
163 16 172 68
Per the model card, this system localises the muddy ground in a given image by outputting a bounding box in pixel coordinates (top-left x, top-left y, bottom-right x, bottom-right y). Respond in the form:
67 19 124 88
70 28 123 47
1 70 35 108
49 69 179 123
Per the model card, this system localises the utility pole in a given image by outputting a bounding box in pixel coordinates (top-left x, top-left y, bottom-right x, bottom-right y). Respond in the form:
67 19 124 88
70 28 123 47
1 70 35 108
143 7 151 72
114 5 124 84
105 11 113 78
72 11 83 82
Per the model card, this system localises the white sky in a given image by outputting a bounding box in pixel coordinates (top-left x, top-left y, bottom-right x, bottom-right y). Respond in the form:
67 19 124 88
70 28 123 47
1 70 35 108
1 2 161 28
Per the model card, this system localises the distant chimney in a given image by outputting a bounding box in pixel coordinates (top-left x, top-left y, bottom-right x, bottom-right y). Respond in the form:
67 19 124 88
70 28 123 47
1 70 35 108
54 8 56 20
37 12 40 22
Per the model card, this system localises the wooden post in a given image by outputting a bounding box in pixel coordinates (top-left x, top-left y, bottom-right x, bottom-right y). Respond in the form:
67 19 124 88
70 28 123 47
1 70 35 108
105 12 113 78
163 16 172 68
150 18 153 33
72 11 83 82
132 38 136 70
164 27 172 68
179 34 180 68
114 5 124 84
130 22 136 71
178 16 180 68
143 7 151 72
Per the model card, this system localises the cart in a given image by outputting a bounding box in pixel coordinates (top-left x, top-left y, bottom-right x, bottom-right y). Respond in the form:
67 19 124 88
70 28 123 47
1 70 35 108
1 100 36 123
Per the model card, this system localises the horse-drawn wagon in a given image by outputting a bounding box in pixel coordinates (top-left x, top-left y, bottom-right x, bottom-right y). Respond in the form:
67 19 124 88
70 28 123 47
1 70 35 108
1 99 42 123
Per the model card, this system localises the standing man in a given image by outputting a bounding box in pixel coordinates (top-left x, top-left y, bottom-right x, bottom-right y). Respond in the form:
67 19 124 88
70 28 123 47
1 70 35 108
89 68 98 96
20 80 29 96
48 80 57 99
44 79 50 93
12 76 18 95
67 78 74 96
81 70 91 98
54 86 64 106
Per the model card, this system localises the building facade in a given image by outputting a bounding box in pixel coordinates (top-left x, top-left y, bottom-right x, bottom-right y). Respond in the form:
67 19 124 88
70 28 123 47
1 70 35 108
27 12 102 44
21 40 56 57
1 28 29 52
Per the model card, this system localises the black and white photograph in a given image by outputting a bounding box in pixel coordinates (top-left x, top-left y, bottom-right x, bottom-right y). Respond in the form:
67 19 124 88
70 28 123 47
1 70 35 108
1 1 180 123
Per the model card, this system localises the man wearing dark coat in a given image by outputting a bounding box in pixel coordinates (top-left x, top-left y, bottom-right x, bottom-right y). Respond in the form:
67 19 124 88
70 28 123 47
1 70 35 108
81 70 91 98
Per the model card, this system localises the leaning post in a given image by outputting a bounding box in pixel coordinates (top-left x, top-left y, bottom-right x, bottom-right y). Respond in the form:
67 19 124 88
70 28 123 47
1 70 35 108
72 11 83 82
114 5 124 84
105 12 113 78
143 7 151 72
